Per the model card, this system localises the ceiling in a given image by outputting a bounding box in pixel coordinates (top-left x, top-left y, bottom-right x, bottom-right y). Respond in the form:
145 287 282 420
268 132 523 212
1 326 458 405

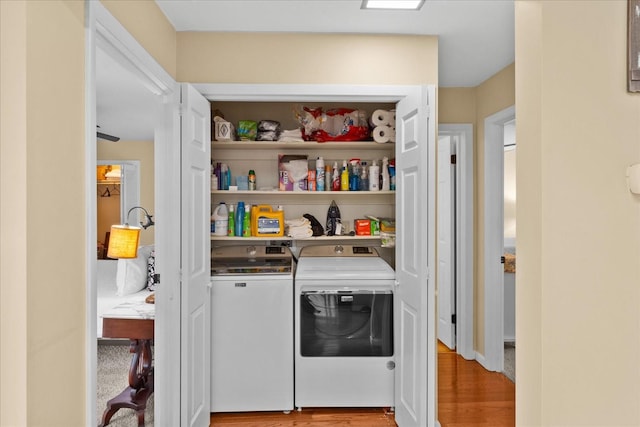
97 0 514 142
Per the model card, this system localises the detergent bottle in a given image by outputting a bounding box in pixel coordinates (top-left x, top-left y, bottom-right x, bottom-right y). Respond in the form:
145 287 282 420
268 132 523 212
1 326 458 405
235 201 245 237
242 204 252 237
212 202 228 236
227 204 235 236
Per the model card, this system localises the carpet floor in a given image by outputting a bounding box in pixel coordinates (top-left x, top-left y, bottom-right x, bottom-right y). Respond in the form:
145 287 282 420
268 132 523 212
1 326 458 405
503 342 515 383
97 343 154 427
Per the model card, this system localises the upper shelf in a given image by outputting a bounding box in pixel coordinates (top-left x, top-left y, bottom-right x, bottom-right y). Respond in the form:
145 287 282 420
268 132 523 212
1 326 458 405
211 140 395 150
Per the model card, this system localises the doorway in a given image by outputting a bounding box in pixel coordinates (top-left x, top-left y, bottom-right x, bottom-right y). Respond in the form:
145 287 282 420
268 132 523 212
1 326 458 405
483 105 516 373
87 2 179 425
96 161 141 259
437 124 474 361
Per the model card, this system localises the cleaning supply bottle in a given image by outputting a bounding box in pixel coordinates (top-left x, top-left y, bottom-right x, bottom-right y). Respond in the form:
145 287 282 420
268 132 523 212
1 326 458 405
248 170 256 191
340 160 349 191
227 203 235 236
381 157 390 191
212 202 228 236
325 164 332 191
349 159 360 191
316 157 325 191
235 201 245 237
332 161 340 191
369 160 380 191
220 164 227 190
211 160 218 191
359 161 369 191
242 204 251 237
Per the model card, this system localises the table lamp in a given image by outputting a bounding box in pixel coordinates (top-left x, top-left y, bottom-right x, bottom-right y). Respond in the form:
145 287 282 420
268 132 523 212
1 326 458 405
107 206 154 259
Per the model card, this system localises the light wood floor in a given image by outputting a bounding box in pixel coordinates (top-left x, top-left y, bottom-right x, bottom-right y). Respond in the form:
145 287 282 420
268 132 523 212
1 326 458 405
210 343 515 426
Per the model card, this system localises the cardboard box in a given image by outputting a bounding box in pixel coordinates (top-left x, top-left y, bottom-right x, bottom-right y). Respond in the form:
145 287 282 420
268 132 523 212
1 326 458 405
355 219 371 236
214 120 233 141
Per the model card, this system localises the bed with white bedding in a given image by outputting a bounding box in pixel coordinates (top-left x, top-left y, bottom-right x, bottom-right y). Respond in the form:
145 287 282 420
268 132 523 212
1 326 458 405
96 248 155 338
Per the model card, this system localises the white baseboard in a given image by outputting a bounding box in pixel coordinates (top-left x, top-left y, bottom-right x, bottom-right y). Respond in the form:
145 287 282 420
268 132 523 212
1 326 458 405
475 351 489 370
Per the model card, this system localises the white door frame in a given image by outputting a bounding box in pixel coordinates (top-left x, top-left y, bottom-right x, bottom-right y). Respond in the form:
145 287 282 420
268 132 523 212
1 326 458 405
86 3 180 426
438 124 474 360
483 106 515 372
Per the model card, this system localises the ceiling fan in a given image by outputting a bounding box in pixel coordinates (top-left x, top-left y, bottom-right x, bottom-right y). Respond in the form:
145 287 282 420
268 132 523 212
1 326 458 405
97 125 120 142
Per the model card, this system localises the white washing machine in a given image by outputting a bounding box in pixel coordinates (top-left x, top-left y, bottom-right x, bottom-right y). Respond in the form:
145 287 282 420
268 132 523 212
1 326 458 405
294 245 395 409
210 245 294 412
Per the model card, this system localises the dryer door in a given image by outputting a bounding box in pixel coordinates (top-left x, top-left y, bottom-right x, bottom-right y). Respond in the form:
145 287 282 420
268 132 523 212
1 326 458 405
300 290 393 357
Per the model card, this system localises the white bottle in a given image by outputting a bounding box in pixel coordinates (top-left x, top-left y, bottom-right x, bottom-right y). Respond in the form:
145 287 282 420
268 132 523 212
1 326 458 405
369 160 380 191
212 202 228 236
381 157 390 191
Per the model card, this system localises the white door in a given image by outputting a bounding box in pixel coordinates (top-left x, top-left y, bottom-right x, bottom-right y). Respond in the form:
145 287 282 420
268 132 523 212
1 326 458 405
437 135 456 349
394 86 436 427
180 83 211 427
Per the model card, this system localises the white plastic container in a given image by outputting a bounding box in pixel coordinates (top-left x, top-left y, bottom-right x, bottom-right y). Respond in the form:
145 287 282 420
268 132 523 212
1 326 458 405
369 160 380 191
212 202 229 236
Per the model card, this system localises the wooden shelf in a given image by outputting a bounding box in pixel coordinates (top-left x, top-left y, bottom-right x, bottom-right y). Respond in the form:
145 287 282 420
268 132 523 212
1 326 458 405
212 140 394 150
210 235 381 242
211 190 395 196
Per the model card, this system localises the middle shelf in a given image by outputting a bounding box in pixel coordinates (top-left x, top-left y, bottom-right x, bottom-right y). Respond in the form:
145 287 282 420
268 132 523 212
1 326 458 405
212 190 395 196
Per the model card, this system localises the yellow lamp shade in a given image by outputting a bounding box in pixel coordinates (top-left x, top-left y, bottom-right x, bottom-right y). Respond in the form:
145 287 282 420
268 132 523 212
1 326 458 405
107 225 141 259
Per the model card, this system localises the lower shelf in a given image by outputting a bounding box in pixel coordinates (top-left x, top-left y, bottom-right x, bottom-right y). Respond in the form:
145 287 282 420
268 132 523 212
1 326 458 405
210 235 382 242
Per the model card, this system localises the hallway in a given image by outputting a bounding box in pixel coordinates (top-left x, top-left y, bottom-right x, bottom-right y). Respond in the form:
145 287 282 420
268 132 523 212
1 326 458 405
438 342 515 426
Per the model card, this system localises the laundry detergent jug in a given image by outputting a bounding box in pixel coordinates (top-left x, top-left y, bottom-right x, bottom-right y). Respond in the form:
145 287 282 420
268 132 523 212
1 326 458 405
212 202 229 236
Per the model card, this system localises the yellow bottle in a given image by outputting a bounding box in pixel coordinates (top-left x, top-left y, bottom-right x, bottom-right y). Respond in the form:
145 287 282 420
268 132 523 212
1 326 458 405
340 160 349 191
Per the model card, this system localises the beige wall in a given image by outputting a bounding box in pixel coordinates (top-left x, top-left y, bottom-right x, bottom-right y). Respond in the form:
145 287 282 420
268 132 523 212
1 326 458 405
100 0 177 79
0 1 172 424
438 64 515 353
98 141 155 246
516 1 640 425
438 87 476 123
0 1 86 425
177 32 437 85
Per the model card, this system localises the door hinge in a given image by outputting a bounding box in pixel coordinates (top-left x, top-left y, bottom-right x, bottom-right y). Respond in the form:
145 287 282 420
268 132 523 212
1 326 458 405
154 274 160 284
451 154 457 164
501 256 505 264
451 314 457 325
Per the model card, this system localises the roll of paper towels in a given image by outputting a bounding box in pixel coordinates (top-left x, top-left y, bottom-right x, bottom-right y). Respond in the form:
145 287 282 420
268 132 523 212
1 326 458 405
388 127 396 143
388 110 396 128
371 109 391 127
373 126 393 143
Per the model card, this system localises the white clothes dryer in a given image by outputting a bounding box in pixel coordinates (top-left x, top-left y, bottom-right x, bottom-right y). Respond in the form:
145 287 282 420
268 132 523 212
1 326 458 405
294 245 395 409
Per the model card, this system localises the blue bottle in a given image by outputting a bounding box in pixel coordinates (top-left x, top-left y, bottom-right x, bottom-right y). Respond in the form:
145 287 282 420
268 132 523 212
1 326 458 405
235 201 245 237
